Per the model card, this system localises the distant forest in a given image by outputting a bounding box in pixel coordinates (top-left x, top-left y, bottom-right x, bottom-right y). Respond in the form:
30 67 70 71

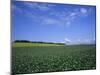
14 40 65 45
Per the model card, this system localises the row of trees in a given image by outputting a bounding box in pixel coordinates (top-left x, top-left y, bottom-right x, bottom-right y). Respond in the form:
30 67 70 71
14 40 65 45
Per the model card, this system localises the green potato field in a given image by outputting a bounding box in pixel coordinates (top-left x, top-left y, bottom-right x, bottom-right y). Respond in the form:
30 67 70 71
12 42 96 74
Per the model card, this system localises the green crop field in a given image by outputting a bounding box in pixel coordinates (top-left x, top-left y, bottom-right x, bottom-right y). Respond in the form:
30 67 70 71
12 42 96 74
12 42 64 47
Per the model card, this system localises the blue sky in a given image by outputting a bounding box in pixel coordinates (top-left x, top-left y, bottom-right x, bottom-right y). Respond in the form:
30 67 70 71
12 1 96 44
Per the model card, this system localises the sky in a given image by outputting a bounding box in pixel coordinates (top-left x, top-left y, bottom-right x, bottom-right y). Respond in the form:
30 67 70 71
12 1 96 44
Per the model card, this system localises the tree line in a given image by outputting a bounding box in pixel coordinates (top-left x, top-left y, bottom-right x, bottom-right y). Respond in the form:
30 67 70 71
14 40 65 45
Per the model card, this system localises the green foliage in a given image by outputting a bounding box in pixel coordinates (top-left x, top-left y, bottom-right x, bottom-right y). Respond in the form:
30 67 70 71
12 43 96 74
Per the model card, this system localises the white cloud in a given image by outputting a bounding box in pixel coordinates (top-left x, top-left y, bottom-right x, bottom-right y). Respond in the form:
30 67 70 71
41 16 72 27
70 12 77 16
80 8 88 14
24 2 55 11
64 8 90 26
64 38 96 45
12 2 92 28
65 38 71 43
40 7 90 27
